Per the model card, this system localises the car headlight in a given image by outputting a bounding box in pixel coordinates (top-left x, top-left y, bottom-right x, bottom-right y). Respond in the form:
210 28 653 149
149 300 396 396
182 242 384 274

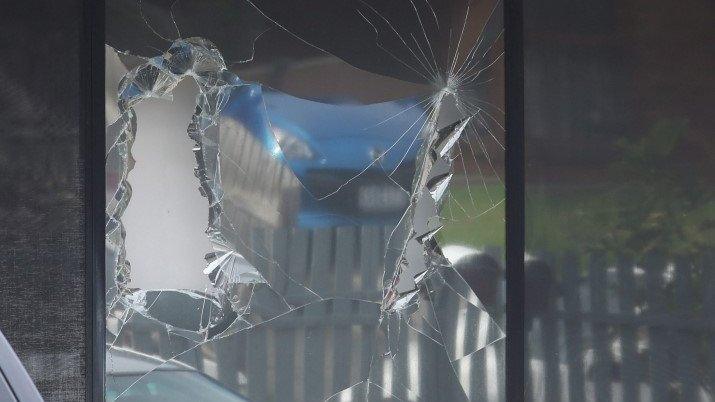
272 127 314 160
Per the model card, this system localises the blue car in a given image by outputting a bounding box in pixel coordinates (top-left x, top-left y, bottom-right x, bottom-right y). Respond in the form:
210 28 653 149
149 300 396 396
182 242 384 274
220 84 429 228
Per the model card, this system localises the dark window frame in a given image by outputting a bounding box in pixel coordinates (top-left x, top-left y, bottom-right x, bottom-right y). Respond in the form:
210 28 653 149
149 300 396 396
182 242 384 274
83 0 106 400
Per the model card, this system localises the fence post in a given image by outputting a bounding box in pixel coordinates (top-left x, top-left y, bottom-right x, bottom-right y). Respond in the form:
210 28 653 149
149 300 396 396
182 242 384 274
271 228 290 299
358 225 382 378
540 252 560 401
303 228 333 401
644 251 670 402
588 251 611 401
333 226 357 392
562 252 585 402
246 326 269 401
673 255 699 401
274 228 309 401
703 251 715 399
616 254 640 402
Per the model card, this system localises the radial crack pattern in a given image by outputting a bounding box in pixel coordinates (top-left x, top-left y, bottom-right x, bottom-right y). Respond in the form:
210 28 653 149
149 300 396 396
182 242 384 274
105 1 505 398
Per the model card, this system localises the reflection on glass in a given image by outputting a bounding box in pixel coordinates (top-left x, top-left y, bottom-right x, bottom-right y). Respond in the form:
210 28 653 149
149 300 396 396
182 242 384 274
524 1 714 401
105 1 505 400
107 348 250 402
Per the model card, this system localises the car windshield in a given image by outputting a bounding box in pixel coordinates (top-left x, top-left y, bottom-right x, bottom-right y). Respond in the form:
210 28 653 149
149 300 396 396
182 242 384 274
106 371 249 402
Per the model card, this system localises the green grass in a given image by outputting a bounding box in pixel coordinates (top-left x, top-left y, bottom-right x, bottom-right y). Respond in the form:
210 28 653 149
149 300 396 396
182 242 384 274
439 181 715 254
438 121 715 255
438 183 505 249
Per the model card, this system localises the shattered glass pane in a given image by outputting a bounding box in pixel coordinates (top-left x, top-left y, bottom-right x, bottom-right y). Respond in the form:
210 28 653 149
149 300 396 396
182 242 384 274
105 0 505 400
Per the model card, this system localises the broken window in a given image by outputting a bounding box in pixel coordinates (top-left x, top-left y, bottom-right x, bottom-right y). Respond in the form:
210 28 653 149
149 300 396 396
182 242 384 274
105 1 505 400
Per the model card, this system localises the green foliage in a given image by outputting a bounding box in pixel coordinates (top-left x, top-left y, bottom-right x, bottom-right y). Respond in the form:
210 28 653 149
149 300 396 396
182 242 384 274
440 118 714 259
438 184 505 249
602 118 714 257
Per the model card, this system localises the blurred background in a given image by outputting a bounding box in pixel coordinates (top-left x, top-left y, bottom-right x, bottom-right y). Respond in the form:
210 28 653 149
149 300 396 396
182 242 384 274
523 0 714 401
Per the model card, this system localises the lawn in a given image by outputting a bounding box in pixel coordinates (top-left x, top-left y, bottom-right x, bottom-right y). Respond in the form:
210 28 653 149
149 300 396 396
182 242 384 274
438 182 505 250
439 180 715 255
